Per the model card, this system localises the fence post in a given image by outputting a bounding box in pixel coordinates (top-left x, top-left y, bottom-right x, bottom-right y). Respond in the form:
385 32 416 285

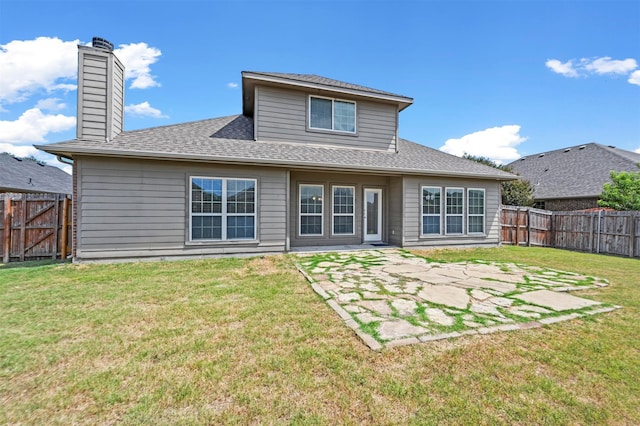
2 194 11 263
549 211 555 248
19 195 26 262
629 214 636 258
61 196 69 260
51 194 60 260
596 210 602 254
588 213 594 253
526 208 531 247
515 208 520 246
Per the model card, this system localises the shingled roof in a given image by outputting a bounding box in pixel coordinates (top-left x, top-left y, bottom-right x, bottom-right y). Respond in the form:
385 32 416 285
0 153 72 194
37 114 514 180
508 143 640 200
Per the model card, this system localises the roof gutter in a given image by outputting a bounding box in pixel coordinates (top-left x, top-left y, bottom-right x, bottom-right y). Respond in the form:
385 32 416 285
56 155 74 165
37 146 516 181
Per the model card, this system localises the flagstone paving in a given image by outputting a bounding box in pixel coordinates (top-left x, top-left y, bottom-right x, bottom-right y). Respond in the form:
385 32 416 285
294 249 620 350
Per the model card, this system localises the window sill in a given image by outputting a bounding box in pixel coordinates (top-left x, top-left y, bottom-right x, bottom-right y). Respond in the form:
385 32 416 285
185 239 259 246
419 234 487 239
306 127 358 137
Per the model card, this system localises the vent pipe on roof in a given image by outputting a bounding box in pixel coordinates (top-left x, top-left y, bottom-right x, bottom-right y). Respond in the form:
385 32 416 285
92 37 114 51
579 145 586 149
564 148 571 152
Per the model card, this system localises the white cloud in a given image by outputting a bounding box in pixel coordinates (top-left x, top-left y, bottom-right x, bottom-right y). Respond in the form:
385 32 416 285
440 125 526 164
0 108 75 143
124 101 167 118
227 82 239 89
635 147 640 154
35 97 66 111
547 56 639 86
114 43 162 89
584 57 637 75
0 37 79 105
0 142 40 158
0 37 162 108
545 59 578 77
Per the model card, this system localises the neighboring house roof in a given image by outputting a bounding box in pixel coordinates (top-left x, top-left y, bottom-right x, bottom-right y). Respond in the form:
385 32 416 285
0 153 72 194
37 114 515 180
508 143 640 200
241 71 414 116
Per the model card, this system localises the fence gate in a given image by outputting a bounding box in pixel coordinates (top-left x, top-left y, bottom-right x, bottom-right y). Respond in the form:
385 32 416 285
1 193 71 262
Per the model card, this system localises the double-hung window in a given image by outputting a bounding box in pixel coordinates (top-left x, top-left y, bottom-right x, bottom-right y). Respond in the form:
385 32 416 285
309 96 356 133
332 186 355 235
445 187 464 234
467 189 485 234
421 186 441 235
190 177 256 241
299 184 323 236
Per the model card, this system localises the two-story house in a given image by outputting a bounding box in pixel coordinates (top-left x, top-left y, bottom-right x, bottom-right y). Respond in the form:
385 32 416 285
38 38 514 262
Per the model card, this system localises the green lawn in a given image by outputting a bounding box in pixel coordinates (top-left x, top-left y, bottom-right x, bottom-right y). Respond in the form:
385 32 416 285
1 247 638 424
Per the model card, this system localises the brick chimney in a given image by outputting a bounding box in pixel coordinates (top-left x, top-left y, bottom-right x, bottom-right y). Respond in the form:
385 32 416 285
76 37 124 141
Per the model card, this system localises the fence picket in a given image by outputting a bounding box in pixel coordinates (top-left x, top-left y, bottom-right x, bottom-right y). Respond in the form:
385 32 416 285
0 193 72 263
501 206 639 258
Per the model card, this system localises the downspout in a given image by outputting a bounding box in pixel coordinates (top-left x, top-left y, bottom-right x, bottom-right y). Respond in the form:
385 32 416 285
285 170 290 252
395 105 400 153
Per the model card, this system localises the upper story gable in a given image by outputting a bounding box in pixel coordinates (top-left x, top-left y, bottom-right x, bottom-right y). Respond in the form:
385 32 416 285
241 72 413 152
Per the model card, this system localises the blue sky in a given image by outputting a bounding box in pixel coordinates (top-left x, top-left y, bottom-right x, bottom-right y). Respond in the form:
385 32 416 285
1 0 639 172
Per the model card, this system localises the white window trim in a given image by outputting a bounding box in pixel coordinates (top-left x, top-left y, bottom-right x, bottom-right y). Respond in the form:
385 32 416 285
445 187 464 235
421 186 442 236
299 184 324 237
308 95 357 134
467 188 486 235
332 185 356 236
189 176 257 242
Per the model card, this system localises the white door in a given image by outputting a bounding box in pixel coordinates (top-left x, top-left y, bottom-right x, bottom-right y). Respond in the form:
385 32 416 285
363 188 382 242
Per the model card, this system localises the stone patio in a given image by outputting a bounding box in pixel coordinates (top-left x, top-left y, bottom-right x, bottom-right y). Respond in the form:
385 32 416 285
294 249 620 350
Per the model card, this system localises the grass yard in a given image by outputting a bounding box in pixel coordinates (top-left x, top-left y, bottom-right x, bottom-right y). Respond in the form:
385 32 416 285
1 247 638 424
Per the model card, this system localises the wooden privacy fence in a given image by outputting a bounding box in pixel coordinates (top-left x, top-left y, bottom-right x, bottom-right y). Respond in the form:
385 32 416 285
1 193 72 263
501 206 640 258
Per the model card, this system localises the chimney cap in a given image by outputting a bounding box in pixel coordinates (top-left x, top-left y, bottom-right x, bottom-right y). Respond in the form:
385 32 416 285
92 37 114 51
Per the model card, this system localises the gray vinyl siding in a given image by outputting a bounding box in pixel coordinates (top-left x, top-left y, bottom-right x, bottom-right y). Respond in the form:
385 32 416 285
77 48 124 142
75 157 287 260
388 176 403 246
289 171 388 247
402 176 501 248
110 60 124 138
255 86 397 151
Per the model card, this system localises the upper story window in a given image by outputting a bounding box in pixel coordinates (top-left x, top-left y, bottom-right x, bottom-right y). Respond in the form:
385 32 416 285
309 96 356 133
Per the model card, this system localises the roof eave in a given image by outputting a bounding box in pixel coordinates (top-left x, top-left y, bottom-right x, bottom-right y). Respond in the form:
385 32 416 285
534 194 602 201
37 145 515 181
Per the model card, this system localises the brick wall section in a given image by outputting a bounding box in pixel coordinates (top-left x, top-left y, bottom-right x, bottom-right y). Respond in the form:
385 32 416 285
544 198 599 211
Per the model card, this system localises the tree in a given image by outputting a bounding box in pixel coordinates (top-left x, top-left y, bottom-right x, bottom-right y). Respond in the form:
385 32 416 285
463 154 535 207
598 170 640 211
501 179 535 207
